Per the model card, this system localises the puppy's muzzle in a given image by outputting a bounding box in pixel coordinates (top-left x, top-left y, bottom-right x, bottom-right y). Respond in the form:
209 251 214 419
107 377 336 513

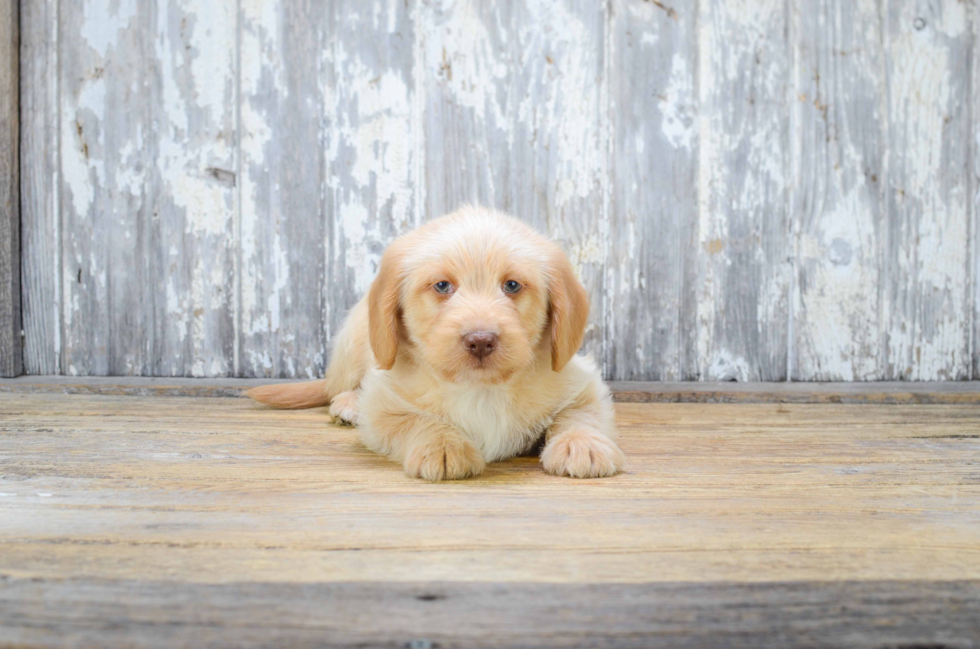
463 331 498 360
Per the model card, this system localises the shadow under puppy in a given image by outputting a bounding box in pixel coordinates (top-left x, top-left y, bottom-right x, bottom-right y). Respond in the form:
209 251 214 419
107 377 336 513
247 206 624 480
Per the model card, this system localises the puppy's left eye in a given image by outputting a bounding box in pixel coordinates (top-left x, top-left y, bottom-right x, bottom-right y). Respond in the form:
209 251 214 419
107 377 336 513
502 280 522 294
433 280 454 294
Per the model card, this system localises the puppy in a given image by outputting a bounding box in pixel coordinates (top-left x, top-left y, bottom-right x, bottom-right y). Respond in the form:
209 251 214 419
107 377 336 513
246 206 624 480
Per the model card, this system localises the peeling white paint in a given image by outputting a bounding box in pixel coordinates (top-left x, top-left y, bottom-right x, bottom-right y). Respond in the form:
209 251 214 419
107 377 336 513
883 2 970 379
660 53 695 150
696 0 790 380
26 0 980 381
240 0 285 356
708 350 751 383
80 0 137 58
329 5 418 305
569 233 603 268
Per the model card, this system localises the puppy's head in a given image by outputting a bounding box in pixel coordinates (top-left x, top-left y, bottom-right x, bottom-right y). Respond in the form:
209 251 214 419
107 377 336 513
368 207 589 384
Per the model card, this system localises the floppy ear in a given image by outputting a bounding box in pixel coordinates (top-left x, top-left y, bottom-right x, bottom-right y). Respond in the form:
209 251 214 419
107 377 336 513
547 246 590 371
368 245 404 370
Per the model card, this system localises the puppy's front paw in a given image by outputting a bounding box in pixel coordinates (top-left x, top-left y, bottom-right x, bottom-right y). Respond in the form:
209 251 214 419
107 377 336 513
329 391 360 426
404 436 485 481
541 429 624 479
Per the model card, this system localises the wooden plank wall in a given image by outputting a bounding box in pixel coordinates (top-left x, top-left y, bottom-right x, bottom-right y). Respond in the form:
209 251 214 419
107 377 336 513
17 0 980 381
0 0 20 377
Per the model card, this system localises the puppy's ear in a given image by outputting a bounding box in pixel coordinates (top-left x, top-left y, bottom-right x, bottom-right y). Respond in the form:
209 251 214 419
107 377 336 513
547 245 590 371
368 244 404 370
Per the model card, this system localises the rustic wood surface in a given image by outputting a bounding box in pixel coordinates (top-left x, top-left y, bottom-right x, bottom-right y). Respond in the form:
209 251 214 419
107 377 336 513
1 393 979 645
697 0 792 383
56 0 238 377
19 0 59 376
2 579 978 648
0 0 19 378
606 0 698 381
975 0 980 384
16 0 980 382
240 0 325 378
3 376 980 404
883 2 973 381
792 0 884 382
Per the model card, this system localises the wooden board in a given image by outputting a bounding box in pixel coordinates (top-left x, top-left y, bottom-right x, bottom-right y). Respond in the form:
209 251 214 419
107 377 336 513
0 0 19 378
57 0 238 377
1 393 979 645
882 1 973 380
144 1 238 378
58 0 144 375
606 0 698 381
974 3 980 383
15 0 980 382
239 0 326 379
696 0 792 381
3 376 980 404
2 579 978 648
19 0 59 375
791 0 884 381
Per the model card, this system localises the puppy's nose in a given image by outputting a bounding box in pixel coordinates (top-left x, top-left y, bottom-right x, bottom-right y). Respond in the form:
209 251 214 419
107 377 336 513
463 332 498 359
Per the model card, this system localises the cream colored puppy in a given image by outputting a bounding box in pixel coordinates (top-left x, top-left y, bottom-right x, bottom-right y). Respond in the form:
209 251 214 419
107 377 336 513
247 206 624 480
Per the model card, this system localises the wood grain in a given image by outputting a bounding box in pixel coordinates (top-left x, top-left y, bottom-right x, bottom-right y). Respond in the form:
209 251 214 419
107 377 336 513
606 0 698 381
145 0 238 378
973 1 979 382
1 393 979 644
696 0 792 381
3 376 980 404
19 0 60 375
0 0 19 378
58 0 144 375
1 394 979 584
883 1 972 380
324 0 419 348
606 379 980 404
57 1 238 377
14 0 980 381
791 0 884 381
2 579 977 648
239 0 326 378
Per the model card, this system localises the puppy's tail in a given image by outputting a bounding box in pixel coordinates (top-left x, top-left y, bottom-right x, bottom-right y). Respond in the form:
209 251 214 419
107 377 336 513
244 379 331 409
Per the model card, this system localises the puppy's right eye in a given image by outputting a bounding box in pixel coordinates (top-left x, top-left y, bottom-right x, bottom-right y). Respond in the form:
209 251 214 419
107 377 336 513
433 281 454 294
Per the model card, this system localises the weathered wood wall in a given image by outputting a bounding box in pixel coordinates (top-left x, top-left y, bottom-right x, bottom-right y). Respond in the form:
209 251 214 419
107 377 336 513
0 0 20 377
18 0 980 381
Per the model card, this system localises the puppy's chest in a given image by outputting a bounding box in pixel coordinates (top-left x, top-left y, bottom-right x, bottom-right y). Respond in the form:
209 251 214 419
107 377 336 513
443 387 551 461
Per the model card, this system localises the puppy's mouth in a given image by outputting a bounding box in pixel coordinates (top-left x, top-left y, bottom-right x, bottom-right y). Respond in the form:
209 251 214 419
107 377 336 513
465 354 499 372
457 353 519 384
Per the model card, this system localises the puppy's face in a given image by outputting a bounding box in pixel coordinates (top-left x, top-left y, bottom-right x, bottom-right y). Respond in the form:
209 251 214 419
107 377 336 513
368 210 589 384
402 233 549 384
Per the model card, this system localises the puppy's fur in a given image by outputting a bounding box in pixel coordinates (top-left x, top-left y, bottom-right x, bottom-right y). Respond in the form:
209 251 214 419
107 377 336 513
246 206 624 480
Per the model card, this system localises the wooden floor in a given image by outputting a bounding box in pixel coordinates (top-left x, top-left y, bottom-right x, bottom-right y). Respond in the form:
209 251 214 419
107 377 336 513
1 390 979 647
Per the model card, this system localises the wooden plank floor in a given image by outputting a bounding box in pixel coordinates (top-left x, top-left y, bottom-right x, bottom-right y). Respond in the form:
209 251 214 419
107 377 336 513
1 391 979 647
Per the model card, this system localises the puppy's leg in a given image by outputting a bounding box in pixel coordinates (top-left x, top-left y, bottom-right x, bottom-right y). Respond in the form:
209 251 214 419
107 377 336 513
328 390 360 426
541 383 624 479
404 422 485 481
364 410 485 481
